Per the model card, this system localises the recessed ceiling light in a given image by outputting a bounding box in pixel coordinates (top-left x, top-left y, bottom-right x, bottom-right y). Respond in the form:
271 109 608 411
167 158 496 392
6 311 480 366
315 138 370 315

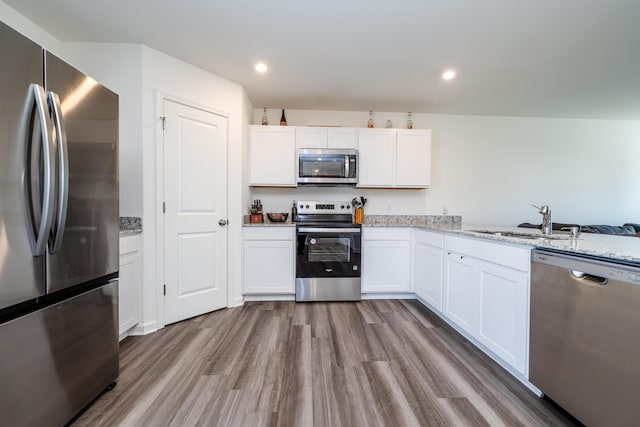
442 69 456 80
255 62 268 73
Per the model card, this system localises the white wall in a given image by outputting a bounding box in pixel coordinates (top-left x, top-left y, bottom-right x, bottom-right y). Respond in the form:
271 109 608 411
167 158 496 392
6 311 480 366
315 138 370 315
61 43 143 217
0 1 61 53
251 109 640 226
141 46 247 331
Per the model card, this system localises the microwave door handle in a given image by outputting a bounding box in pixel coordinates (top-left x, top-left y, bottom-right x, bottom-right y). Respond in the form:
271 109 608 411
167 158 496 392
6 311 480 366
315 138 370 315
344 155 349 178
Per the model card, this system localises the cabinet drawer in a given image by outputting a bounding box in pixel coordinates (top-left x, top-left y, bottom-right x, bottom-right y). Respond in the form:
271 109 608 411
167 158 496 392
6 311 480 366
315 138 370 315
415 229 444 248
243 226 294 241
444 235 530 272
119 233 141 255
363 227 411 241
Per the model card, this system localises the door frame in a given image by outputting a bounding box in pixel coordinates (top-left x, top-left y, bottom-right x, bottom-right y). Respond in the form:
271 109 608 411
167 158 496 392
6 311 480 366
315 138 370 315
154 91 233 328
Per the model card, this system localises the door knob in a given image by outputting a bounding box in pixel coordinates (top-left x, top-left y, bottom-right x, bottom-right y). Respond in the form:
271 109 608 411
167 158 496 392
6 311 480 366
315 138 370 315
218 219 227 226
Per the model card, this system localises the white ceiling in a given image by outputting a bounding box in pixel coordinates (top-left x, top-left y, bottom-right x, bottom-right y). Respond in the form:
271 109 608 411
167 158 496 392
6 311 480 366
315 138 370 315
5 0 640 120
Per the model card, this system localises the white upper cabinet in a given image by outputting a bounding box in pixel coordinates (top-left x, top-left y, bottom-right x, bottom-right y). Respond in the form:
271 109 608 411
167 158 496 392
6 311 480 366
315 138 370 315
248 125 429 188
357 128 431 188
396 129 431 187
357 128 395 187
327 128 358 149
250 125 296 186
296 127 327 149
296 127 358 149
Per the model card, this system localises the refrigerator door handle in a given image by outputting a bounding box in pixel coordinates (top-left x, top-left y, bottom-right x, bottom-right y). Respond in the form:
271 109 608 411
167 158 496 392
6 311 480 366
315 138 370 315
47 91 69 253
21 84 55 256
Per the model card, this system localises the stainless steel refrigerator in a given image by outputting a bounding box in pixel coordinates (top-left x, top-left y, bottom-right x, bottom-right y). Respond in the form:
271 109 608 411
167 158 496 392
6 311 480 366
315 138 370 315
0 21 119 426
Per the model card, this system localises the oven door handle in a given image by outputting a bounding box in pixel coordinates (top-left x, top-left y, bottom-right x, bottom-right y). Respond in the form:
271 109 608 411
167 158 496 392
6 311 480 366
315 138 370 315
298 227 361 234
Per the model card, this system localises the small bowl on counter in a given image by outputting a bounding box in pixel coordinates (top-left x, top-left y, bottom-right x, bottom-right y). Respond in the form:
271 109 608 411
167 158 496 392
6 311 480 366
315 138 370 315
266 212 289 223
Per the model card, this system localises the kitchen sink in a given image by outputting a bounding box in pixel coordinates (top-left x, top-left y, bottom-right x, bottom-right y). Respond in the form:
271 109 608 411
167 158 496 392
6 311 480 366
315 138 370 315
470 230 571 240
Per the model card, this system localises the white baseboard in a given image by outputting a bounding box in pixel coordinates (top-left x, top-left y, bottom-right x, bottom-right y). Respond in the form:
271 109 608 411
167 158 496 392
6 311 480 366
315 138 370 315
231 296 245 307
244 294 296 302
124 321 160 337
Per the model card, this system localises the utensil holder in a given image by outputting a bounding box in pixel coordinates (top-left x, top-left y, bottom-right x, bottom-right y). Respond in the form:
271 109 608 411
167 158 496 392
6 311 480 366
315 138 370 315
354 208 364 224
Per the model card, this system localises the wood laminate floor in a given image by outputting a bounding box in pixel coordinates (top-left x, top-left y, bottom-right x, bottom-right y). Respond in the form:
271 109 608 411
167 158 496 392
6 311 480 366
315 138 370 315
73 300 578 426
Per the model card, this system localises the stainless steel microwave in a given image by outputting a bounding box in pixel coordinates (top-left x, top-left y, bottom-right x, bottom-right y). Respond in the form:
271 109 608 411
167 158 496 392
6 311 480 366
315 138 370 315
297 148 358 185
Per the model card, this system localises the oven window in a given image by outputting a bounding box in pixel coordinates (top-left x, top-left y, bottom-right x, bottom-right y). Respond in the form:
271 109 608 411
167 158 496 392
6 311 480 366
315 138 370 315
299 156 345 178
308 237 351 262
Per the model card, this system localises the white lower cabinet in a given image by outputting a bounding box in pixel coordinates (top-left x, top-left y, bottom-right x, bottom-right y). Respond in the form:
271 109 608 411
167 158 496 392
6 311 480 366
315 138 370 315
414 230 444 310
362 228 412 293
477 261 528 373
442 234 530 375
443 251 479 335
243 227 295 294
119 234 142 339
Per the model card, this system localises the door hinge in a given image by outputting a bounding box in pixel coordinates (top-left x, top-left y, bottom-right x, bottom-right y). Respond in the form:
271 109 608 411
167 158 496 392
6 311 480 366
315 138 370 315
163 201 166 213
163 284 166 296
160 116 166 130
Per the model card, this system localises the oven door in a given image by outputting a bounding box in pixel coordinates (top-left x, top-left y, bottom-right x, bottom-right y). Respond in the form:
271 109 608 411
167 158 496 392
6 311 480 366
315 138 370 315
296 227 361 278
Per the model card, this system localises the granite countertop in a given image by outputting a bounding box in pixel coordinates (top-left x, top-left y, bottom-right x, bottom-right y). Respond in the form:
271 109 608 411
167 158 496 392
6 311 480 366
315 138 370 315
363 216 639 264
120 216 142 235
364 214 462 228
451 224 640 265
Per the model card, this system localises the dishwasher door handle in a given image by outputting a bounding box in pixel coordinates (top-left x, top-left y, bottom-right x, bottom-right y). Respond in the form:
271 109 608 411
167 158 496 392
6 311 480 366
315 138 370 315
570 270 608 285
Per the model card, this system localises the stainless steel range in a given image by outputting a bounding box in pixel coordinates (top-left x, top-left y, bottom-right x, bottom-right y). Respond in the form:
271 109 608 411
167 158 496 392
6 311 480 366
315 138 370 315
295 201 361 302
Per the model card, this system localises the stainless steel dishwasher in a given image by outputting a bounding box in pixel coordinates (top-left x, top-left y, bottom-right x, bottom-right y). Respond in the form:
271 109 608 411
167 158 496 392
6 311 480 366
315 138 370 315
530 249 640 427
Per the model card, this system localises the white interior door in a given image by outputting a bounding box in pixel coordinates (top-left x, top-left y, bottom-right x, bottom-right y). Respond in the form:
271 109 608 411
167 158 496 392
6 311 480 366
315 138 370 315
163 100 228 325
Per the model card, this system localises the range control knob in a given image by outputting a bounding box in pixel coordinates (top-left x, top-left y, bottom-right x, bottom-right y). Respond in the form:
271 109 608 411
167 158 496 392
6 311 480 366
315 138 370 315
346 205 351 209
341 205 345 209
299 204 303 209
305 205 310 209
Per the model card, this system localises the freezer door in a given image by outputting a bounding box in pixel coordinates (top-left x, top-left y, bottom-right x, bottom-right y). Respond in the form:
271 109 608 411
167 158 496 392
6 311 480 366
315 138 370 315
0 280 119 427
45 52 119 292
0 21 47 310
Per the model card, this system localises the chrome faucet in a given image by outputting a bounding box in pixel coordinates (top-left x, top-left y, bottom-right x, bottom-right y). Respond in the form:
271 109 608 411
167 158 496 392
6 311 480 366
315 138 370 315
533 204 552 236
